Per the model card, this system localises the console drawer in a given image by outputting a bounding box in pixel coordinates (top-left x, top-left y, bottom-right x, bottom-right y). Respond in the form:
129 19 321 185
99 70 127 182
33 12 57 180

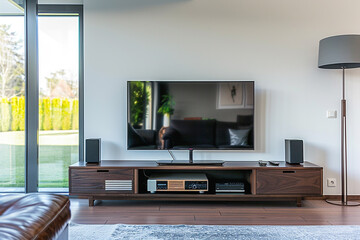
70 168 134 194
256 169 322 195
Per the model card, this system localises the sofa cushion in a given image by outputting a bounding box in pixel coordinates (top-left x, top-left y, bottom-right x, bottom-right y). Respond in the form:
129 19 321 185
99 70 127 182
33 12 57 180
215 121 239 146
229 128 251 146
0 194 70 240
216 121 254 147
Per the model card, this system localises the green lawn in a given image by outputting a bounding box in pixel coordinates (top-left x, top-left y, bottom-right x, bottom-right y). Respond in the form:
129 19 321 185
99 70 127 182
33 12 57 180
0 131 78 189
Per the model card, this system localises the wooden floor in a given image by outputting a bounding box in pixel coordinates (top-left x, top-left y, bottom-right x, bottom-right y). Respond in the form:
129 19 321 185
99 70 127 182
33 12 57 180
70 198 360 225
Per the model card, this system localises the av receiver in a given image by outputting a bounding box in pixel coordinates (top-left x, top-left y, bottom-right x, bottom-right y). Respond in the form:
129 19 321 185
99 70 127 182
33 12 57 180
147 173 208 193
215 182 245 193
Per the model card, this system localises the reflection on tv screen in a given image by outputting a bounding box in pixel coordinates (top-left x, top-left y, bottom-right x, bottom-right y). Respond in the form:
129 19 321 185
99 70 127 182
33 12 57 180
127 81 254 150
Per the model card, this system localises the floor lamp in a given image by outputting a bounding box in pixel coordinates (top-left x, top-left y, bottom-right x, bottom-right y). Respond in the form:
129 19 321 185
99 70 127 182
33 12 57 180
318 34 360 206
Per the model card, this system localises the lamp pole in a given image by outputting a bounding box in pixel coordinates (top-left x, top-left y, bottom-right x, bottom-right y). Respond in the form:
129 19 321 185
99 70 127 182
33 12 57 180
341 67 347 204
326 67 359 206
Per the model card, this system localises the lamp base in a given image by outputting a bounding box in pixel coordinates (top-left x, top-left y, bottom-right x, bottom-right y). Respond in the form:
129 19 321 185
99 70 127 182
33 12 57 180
326 199 360 206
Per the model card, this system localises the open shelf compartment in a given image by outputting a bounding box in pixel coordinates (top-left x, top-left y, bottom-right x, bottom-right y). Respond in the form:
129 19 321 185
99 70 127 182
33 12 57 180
137 169 253 195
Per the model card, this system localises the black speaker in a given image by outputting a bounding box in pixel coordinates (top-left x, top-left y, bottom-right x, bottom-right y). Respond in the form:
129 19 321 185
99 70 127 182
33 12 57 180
285 139 303 164
86 138 101 164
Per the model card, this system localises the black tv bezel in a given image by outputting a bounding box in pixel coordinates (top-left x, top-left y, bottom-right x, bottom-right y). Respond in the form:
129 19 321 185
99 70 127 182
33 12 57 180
126 80 255 151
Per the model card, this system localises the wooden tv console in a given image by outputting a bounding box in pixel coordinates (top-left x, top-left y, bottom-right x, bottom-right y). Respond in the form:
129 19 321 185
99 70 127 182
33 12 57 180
69 161 323 207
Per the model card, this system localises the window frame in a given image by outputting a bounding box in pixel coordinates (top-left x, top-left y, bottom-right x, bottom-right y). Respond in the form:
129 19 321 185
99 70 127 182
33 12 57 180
25 0 39 193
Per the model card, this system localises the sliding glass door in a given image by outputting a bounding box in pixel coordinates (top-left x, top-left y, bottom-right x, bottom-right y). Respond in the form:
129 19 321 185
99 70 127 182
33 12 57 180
38 7 82 191
0 0 26 192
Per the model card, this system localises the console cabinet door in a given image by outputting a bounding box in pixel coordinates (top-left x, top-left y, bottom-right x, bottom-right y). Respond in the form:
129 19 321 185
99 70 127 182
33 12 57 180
256 169 322 195
70 168 134 194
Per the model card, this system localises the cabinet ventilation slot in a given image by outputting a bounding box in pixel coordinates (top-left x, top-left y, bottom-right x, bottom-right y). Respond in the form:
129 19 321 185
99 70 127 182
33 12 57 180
105 180 132 191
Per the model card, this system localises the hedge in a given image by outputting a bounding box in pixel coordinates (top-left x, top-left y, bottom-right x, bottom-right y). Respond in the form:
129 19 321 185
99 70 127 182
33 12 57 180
1 98 11 131
0 97 79 132
71 99 79 130
61 99 71 130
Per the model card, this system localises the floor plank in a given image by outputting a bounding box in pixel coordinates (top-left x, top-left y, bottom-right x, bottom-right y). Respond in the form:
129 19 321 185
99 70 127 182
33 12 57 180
70 198 360 225
106 216 196 225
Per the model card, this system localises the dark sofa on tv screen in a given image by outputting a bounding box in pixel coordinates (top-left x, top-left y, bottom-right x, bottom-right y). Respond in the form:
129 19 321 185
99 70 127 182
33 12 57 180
162 117 253 150
127 123 158 150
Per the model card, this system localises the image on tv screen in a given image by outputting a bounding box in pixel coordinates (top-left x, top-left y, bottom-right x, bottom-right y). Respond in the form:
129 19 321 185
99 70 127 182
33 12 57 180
127 81 254 150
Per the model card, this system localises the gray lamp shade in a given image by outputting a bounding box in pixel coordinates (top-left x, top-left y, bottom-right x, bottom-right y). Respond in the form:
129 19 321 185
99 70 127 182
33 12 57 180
318 35 360 69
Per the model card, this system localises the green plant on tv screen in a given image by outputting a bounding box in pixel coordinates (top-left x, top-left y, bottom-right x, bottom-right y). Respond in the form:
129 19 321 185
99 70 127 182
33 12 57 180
129 81 149 128
158 94 175 115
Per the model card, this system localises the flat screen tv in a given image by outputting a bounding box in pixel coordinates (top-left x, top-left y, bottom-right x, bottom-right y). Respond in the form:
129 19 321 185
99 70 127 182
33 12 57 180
127 81 254 151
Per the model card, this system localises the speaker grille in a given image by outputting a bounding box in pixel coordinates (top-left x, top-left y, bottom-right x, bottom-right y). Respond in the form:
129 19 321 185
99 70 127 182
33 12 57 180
105 180 132 191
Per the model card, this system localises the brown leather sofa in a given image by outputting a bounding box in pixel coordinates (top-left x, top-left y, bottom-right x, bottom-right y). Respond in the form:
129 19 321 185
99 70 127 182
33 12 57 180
0 194 71 240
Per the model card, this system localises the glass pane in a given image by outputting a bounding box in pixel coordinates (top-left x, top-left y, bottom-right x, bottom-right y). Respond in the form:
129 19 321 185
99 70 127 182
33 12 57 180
38 16 79 191
0 0 25 192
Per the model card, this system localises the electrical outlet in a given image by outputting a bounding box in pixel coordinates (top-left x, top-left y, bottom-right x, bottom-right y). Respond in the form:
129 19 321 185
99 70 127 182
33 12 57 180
327 178 336 187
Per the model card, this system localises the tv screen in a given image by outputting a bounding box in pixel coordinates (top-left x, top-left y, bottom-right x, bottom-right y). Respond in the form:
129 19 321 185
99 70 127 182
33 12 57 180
127 81 254 150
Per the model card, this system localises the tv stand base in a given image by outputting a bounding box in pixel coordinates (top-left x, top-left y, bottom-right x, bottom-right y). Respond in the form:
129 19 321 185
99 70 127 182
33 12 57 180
86 195 304 207
156 160 224 165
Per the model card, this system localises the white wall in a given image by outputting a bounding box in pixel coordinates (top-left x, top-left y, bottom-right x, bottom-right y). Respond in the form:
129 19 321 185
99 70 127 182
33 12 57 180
84 0 360 195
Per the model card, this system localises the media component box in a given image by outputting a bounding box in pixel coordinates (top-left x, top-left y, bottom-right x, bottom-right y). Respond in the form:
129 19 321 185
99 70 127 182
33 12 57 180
215 182 245 193
147 173 208 193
